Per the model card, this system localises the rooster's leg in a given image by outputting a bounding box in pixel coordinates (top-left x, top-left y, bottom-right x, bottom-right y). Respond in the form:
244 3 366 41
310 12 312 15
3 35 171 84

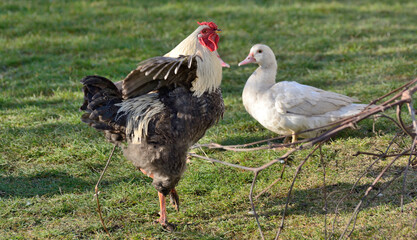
158 192 168 225
158 192 175 231
169 188 180 211
141 168 179 211
140 168 175 230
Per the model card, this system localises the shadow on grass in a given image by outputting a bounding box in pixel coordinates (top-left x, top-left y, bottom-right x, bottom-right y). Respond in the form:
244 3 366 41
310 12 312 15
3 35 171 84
0 170 91 198
0 169 151 199
256 165 416 220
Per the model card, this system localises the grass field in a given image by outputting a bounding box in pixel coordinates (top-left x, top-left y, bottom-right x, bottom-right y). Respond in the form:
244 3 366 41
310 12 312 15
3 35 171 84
1 0 417 239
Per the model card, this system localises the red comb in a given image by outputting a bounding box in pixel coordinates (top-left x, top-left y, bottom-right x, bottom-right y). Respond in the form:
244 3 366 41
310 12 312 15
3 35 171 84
197 21 218 30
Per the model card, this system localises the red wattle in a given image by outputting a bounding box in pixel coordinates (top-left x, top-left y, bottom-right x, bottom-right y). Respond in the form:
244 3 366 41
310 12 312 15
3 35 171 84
199 33 219 52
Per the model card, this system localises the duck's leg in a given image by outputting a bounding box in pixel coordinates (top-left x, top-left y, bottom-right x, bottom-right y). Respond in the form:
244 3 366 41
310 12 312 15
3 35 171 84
284 132 298 144
291 132 298 143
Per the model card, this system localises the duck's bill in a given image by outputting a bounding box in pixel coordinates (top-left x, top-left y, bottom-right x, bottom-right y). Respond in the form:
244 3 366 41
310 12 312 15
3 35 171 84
238 55 256 66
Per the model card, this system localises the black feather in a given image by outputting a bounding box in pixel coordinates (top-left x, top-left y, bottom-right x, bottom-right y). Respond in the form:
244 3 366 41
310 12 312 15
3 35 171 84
122 55 198 99
79 75 126 143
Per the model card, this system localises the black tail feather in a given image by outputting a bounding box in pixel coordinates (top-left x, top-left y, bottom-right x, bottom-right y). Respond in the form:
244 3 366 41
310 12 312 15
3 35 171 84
80 75 126 143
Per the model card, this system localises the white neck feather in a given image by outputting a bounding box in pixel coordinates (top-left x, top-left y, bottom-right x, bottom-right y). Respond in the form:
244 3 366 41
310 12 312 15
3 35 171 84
164 26 222 97
164 27 202 57
249 63 277 86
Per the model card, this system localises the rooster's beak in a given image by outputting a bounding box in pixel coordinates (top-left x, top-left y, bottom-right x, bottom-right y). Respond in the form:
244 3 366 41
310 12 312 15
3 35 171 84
215 29 222 33
216 54 230 68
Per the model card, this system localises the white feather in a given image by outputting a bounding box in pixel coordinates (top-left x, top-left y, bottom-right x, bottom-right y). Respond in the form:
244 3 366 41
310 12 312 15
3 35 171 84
242 44 368 138
164 25 222 97
116 94 164 144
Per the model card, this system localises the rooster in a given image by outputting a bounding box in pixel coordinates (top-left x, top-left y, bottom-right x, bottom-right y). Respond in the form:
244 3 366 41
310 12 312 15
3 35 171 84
80 21 227 230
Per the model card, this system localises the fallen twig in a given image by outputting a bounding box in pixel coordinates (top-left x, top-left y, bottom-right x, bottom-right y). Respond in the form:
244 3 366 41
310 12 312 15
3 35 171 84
320 145 328 240
94 145 117 236
275 143 322 240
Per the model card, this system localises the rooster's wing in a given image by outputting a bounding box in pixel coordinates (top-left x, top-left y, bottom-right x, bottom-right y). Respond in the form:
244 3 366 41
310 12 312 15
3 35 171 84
122 55 199 99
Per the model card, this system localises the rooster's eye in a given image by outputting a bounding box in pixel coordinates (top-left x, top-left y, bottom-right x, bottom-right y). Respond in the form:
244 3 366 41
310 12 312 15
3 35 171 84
258 50 263 53
202 29 207 34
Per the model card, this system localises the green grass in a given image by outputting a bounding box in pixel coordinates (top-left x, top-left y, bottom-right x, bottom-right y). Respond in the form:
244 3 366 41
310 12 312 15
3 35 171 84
1 0 417 239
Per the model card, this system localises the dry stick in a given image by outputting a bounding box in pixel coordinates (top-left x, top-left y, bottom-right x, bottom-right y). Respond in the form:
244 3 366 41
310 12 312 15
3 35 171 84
192 135 285 149
249 171 265 240
192 139 296 152
95 145 117 236
338 149 409 240
373 114 408 136
320 145 328 240
189 150 297 239
401 100 417 212
330 153 386 238
353 150 417 158
342 102 417 238
351 133 401 188
255 163 287 200
346 154 417 239
274 143 322 240
325 115 407 236
368 156 417 204
343 154 417 239
397 104 414 138
188 153 293 239
367 78 417 106
334 133 408 236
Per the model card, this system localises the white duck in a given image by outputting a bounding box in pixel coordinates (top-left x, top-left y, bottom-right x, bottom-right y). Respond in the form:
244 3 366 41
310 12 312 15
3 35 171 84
238 44 368 143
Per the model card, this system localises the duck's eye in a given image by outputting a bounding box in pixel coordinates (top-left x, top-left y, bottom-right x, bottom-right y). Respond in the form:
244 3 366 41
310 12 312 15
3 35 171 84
258 50 263 53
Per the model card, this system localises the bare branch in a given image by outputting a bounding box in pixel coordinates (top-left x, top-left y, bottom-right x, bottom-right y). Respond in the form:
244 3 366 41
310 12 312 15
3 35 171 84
255 164 287 199
339 149 409 239
275 143 322 240
95 145 117 236
249 171 265 240
320 145 328 240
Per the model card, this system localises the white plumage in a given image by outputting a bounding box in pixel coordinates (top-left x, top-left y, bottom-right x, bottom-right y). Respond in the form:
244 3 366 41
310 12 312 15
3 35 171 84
239 44 368 142
165 25 224 96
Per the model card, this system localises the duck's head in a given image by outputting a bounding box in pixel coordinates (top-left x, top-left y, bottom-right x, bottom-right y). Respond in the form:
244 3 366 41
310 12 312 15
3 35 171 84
238 44 276 68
